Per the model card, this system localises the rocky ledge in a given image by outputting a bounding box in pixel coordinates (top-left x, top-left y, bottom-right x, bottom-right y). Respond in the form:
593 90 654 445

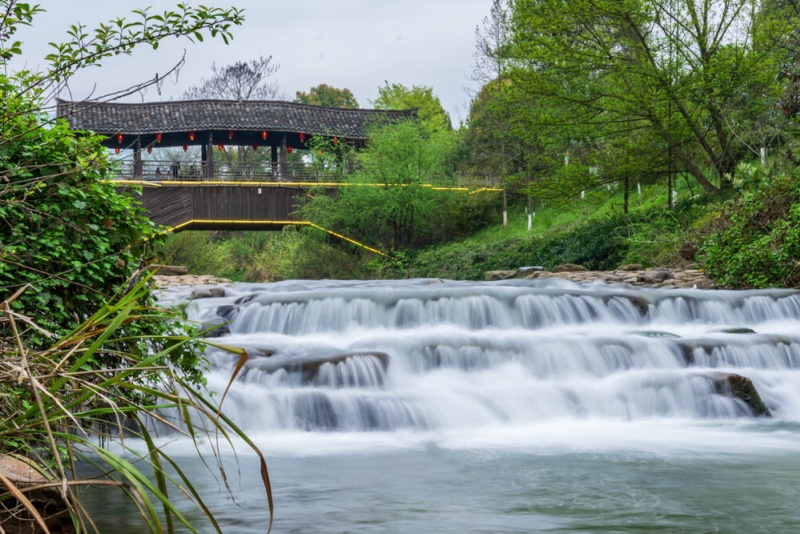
153 274 233 288
486 264 718 289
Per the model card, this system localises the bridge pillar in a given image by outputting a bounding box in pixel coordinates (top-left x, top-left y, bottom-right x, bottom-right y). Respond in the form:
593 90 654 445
133 137 143 179
271 145 278 179
280 133 288 181
204 132 215 179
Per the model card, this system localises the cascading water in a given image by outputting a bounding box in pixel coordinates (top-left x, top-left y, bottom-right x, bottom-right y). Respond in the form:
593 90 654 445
185 279 800 435
91 279 800 533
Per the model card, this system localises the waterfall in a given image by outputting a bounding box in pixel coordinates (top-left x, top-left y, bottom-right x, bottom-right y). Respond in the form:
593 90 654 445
180 279 800 434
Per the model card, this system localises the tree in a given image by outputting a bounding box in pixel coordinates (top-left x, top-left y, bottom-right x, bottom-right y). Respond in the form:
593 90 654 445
182 55 281 100
182 56 281 169
297 120 457 250
372 82 452 133
295 83 359 108
508 0 797 193
470 0 515 225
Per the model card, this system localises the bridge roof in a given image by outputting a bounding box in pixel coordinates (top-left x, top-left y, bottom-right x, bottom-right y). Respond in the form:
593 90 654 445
56 99 415 140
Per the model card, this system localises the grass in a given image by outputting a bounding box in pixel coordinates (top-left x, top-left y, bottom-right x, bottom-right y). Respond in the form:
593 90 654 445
407 175 716 280
0 276 273 533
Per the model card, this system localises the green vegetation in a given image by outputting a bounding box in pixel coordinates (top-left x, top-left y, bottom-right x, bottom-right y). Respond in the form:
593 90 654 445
0 2 274 532
159 0 800 291
295 83 359 108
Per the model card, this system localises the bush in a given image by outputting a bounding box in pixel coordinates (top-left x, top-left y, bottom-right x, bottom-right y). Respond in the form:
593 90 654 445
703 173 800 288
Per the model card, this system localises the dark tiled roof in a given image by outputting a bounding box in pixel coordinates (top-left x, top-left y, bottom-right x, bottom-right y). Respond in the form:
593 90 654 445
56 99 415 140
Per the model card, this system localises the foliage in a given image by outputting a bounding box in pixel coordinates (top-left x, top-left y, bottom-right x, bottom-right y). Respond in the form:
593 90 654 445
372 82 452 133
1 83 150 329
0 280 272 533
410 213 635 279
409 178 713 280
505 0 796 195
0 3 267 531
2 2 244 100
296 120 461 251
295 83 359 108
161 228 375 282
703 171 800 288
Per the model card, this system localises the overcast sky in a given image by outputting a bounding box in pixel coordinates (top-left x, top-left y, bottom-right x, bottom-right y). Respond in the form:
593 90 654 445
12 0 493 124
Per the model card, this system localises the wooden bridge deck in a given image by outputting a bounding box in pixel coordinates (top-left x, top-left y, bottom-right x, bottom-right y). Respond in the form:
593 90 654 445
120 179 502 233
121 181 311 231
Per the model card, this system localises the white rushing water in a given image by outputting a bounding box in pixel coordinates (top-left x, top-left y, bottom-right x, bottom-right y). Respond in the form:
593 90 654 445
93 279 800 532
179 279 800 440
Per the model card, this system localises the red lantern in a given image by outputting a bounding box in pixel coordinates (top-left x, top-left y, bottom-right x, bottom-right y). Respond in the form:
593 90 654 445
287 146 292 154
228 130 234 140
183 144 188 152
262 131 268 140
156 133 163 143
114 147 120 154
189 131 195 141
252 144 258 151
117 134 123 143
147 146 152 154
218 144 223 151
333 137 339 145
299 133 305 142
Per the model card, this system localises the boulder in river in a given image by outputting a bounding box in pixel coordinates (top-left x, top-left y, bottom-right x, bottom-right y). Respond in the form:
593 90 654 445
485 270 516 281
190 287 226 299
711 373 771 416
200 316 230 337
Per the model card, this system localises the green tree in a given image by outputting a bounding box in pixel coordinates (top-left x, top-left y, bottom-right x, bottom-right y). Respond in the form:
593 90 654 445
372 81 452 134
295 83 359 108
297 120 457 250
508 0 796 193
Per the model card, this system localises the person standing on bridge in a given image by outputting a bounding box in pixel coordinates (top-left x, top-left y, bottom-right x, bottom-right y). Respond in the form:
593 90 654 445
171 160 180 179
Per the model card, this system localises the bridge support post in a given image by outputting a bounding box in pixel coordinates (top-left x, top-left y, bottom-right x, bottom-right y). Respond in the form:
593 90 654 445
133 137 143 179
204 132 215 179
280 133 288 181
271 145 278 179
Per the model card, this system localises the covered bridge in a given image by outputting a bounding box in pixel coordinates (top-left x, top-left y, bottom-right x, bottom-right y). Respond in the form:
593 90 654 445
56 99 415 181
55 99 415 231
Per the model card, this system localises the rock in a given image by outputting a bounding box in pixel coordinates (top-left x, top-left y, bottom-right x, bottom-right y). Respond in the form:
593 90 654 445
149 264 189 276
154 275 232 287
710 327 757 334
201 317 230 337
552 263 588 273
711 373 770 416
679 242 699 260
630 330 680 339
190 287 225 299
0 455 70 534
645 270 673 281
235 294 256 305
516 266 546 277
216 304 239 320
617 263 644 271
485 270 517 281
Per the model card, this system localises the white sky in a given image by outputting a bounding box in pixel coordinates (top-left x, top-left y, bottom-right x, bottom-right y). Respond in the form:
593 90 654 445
12 0 493 124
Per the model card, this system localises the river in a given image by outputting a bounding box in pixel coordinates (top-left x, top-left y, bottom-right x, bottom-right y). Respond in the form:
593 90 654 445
87 278 800 532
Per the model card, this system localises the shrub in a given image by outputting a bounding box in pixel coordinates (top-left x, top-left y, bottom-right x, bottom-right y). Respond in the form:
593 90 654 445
703 173 800 288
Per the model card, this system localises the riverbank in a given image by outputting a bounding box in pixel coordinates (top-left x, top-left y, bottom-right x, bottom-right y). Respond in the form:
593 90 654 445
154 265 717 289
486 265 718 289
